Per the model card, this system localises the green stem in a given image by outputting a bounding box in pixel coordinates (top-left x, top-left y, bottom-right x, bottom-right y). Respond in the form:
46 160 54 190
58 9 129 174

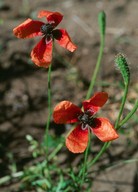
44 64 52 155
86 24 105 100
48 142 64 161
115 82 129 129
79 128 91 185
87 142 110 168
118 99 138 129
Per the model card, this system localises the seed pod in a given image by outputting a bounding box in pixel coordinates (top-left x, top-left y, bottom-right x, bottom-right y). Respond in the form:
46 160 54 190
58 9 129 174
115 53 130 84
98 11 106 37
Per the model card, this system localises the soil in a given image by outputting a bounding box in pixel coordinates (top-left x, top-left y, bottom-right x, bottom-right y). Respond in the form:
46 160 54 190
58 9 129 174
0 0 138 191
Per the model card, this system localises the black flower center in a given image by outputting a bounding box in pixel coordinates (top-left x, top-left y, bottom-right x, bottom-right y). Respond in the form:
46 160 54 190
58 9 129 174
40 23 54 43
78 111 94 130
40 23 54 35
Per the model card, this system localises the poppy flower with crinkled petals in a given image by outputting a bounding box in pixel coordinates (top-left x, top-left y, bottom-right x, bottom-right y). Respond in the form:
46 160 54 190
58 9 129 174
53 92 119 153
13 10 77 67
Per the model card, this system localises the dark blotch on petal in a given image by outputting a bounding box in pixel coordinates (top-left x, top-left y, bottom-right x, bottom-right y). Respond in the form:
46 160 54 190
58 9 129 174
92 118 101 129
52 29 62 40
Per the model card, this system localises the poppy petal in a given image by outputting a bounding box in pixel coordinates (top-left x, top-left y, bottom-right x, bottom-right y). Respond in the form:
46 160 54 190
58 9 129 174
53 101 82 124
53 29 77 52
38 10 63 27
66 125 89 153
83 92 108 115
31 37 53 67
13 19 44 38
91 118 119 142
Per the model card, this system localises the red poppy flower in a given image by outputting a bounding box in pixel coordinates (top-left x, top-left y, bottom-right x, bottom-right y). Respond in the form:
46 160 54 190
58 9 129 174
53 92 119 153
13 10 77 67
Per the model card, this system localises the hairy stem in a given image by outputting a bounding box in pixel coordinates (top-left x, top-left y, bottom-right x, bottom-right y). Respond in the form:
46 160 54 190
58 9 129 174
44 64 52 155
79 129 91 185
88 142 110 168
115 82 129 129
118 99 138 129
86 12 106 99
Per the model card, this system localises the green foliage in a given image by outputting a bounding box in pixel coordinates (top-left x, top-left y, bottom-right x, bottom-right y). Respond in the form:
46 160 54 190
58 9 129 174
42 135 64 148
26 134 41 158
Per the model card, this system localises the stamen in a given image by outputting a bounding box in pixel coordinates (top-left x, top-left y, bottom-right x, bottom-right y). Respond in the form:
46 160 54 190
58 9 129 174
81 124 91 130
81 123 86 130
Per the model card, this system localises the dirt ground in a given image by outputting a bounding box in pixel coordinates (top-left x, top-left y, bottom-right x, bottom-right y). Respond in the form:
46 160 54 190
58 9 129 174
0 0 138 191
